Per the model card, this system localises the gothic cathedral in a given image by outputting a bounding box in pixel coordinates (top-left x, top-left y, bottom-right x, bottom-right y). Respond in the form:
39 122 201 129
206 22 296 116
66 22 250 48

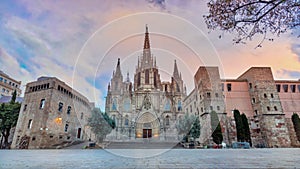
105 26 186 141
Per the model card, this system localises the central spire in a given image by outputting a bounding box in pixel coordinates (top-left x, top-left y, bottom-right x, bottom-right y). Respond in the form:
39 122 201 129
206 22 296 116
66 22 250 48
143 24 150 49
140 24 153 69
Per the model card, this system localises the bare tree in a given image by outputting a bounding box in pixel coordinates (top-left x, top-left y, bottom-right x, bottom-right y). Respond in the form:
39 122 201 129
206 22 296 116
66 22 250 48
204 0 300 47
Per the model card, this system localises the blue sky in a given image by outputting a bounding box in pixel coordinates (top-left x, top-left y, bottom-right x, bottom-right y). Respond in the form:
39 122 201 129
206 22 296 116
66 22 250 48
0 0 299 109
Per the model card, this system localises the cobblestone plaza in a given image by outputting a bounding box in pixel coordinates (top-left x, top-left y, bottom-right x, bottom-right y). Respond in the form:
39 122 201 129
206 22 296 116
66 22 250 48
1 148 299 168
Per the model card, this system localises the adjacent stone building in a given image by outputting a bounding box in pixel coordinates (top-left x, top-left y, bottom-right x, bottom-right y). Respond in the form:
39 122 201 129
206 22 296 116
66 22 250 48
11 77 94 149
185 66 300 148
105 26 186 141
0 70 22 98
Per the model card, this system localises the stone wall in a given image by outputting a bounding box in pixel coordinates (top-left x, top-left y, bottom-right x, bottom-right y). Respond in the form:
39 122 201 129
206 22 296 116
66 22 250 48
286 118 300 147
11 77 93 149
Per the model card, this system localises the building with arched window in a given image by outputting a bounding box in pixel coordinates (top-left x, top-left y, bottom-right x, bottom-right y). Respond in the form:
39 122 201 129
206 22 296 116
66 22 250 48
105 26 186 141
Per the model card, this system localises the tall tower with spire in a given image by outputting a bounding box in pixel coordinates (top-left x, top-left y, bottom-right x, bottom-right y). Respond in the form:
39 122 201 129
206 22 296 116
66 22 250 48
134 25 161 91
105 25 186 141
172 60 184 94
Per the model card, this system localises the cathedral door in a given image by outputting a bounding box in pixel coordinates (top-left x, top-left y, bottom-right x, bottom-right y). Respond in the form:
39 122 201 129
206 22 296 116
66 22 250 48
143 129 152 138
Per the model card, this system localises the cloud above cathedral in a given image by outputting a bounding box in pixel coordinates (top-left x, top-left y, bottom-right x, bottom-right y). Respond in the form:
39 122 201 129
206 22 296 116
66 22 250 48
0 0 299 109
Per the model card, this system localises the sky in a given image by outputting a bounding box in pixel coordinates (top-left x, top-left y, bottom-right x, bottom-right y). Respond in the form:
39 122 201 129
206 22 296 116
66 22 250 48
0 0 299 109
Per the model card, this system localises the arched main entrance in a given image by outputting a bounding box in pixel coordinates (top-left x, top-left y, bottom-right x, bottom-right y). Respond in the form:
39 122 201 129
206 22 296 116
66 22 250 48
135 112 160 138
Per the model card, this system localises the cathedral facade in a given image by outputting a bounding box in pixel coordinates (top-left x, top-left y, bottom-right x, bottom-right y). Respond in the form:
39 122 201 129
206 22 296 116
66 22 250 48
105 26 186 141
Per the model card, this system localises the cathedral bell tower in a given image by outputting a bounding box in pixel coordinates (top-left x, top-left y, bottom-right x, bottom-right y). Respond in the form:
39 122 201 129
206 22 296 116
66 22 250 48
134 25 161 91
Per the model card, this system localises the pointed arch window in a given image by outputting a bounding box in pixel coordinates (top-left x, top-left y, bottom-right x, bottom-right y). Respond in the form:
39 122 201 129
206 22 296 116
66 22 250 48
123 99 130 111
177 100 182 111
176 83 180 92
124 115 129 126
112 115 116 122
145 69 149 84
114 82 118 91
137 72 141 86
165 115 170 126
164 99 171 111
154 72 157 87
112 98 117 111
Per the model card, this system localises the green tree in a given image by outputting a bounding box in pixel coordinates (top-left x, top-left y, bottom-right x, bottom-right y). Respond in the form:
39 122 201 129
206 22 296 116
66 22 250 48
88 108 115 142
0 91 21 149
190 116 201 141
204 0 299 47
292 113 300 142
176 113 195 142
233 109 244 141
10 90 17 104
233 109 252 144
211 111 223 144
241 113 252 145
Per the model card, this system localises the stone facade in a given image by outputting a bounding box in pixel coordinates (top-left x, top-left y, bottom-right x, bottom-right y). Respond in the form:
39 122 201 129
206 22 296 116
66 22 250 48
105 26 186 141
0 70 22 98
11 77 94 149
185 66 300 147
